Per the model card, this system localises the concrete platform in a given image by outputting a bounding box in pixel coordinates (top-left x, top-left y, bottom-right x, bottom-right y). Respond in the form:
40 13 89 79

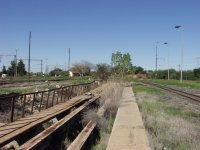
106 87 150 150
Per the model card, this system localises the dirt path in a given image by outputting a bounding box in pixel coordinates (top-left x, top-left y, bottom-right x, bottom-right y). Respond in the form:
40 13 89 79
106 87 150 150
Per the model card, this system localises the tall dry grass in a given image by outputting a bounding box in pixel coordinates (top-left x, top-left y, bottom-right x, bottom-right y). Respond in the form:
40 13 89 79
81 82 124 149
82 82 124 128
136 92 200 150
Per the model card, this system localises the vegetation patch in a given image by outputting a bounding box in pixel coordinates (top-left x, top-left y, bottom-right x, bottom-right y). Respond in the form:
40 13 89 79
133 83 162 94
133 84 200 150
152 79 200 89
82 82 124 150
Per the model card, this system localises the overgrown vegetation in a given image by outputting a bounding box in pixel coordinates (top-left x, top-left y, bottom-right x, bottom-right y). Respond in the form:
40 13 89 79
133 84 200 150
147 68 200 80
82 82 124 150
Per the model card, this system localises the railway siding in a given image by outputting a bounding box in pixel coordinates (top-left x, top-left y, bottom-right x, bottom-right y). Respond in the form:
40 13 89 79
0 94 95 148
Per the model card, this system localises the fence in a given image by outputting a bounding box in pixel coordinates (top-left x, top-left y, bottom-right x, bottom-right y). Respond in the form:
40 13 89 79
0 81 97 122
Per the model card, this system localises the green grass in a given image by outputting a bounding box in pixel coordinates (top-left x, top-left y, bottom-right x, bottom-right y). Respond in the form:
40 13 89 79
164 106 182 116
0 77 93 94
152 79 200 89
133 83 162 94
134 83 200 150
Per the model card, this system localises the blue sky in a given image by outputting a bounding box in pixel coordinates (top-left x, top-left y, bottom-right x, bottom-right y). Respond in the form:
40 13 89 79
0 0 200 72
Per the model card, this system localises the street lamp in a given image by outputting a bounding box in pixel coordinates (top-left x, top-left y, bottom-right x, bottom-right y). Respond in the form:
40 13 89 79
175 25 183 83
164 42 169 80
155 42 159 79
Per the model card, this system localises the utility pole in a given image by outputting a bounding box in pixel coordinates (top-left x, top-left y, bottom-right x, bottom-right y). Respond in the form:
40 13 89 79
28 32 31 81
156 42 159 71
68 48 70 71
175 25 183 83
15 49 18 77
14 54 17 77
155 42 159 79
196 57 200 68
178 64 181 72
164 42 170 80
46 59 48 74
41 59 43 74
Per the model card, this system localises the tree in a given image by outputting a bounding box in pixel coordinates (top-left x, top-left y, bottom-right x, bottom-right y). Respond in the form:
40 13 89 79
131 66 144 74
111 51 132 77
7 61 16 76
2 65 7 74
49 68 63 76
193 68 200 79
73 61 93 76
17 59 26 76
96 63 110 81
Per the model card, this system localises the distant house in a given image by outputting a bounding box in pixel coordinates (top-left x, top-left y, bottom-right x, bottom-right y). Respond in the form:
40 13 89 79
128 73 147 79
1 74 8 78
133 73 147 79
69 70 81 77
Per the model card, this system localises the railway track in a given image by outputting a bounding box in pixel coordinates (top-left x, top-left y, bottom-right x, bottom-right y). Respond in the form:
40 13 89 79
0 90 101 149
142 81 200 103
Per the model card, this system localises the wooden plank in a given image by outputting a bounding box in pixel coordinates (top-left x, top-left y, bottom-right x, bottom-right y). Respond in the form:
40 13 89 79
0 95 92 147
0 129 16 137
18 96 99 150
0 123 30 131
67 121 96 150
1 120 37 127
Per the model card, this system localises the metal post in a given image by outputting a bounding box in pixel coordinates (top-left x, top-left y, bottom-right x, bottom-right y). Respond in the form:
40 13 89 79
164 42 170 80
46 59 48 75
155 42 159 79
56 91 59 104
10 97 15 122
31 94 36 113
39 92 44 111
15 49 18 77
46 91 50 109
175 25 183 83
60 88 63 102
68 48 70 71
156 42 158 72
41 59 43 75
22 95 26 117
28 32 31 82
52 90 56 106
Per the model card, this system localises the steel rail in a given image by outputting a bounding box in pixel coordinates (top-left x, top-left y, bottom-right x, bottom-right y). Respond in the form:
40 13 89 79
142 81 200 103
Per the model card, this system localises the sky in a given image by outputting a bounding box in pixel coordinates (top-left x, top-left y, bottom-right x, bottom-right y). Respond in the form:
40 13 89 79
0 0 200 72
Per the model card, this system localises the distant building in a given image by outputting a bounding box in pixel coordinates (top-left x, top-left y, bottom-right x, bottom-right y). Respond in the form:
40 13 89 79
69 70 81 77
128 73 147 79
1 74 8 78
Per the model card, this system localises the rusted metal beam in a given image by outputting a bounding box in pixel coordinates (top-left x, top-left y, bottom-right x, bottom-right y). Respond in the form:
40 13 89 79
67 121 96 150
0 95 95 148
17 96 99 150
10 97 15 122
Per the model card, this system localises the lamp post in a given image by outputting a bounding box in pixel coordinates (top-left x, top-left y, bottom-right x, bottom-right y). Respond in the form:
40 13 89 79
155 42 159 79
164 42 169 80
175 25 183 83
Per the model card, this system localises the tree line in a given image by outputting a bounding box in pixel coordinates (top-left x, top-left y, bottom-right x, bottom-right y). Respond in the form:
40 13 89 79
147 68 200 80
4 51 200 81
1 59 26 76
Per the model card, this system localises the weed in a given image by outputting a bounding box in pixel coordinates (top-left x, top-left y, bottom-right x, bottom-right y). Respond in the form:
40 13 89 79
133 84 162 94
152 79 200 89
134 86 200 150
